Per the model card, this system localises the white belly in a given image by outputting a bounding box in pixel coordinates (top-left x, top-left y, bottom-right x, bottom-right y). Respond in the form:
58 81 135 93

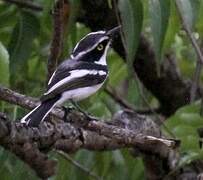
57 83 104 104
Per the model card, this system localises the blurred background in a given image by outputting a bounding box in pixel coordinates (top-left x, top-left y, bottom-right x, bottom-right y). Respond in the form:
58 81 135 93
0 0 203 179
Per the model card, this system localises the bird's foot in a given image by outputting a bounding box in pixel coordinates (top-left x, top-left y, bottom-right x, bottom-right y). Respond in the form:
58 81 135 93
70 100 93 121
62 106 75 122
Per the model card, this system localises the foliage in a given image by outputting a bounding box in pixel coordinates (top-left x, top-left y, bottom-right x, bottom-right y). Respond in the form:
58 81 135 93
0 42 9 86
149 0 170 67
164 101 203 168
118 0 143 72
0 0 203 179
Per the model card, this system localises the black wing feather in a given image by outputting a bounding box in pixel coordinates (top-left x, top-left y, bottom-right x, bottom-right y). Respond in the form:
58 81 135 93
41 74 106 101
41 59 108 102
47 59 107 90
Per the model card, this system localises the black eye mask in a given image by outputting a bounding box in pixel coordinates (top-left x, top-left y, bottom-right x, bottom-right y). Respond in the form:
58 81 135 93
78 39 109 63
72 33 107 57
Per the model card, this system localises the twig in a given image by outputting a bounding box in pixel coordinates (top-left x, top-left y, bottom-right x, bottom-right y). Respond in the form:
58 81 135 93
133 72 176 138
104 86 160 114
200 96 203 116
0 85 65 120
56 151 102 180
175 1 203 64
104 86 136 110
47 0 68 82
175 0 203 102
1 0 43 11
191 62 202 102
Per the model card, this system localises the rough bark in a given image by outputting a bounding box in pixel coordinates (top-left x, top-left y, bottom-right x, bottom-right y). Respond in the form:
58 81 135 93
0 98 178 178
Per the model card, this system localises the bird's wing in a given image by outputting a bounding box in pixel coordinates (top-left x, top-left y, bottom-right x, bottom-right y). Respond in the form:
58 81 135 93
41 60 107 102
47 59 77 89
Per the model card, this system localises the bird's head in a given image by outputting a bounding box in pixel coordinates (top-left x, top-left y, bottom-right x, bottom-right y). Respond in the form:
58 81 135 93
71 26 121 65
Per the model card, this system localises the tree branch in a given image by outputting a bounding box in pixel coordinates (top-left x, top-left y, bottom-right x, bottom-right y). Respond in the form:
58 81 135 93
0 85 178 149
0 85 179 178
47 0 69 82
0 112 178 178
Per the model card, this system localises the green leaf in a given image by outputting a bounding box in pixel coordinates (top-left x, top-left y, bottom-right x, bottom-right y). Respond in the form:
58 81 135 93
164 101 203 152
189 0 201 25
0 42 9 86
164 1 180 50
178 150 203 168
0 5 17 45
8 10 40 74
107 0 113 9
177 0 193 29
149 0 170 65
176 0 200 30
108 51 128 87
118 0 143 68
196 0 203 37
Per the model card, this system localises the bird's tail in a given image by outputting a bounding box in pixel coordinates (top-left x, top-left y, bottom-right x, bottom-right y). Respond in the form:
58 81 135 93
20 97 59 127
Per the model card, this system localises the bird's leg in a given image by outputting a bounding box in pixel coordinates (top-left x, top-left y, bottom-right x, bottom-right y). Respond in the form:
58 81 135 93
62 105 75 122
70 100 91 120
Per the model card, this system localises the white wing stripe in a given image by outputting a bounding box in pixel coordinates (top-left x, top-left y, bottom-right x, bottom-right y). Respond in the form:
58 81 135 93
48 71 56 85
44 69 107 95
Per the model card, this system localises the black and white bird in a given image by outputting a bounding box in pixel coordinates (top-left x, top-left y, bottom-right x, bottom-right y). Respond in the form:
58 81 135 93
20 26 121 127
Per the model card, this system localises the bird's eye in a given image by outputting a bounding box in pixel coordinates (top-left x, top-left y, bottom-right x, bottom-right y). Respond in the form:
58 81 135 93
97 44 104 51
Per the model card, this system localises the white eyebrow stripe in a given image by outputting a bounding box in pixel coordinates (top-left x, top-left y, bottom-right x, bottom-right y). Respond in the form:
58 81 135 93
72 36 109 59
73 31 106 52
44 69 107 95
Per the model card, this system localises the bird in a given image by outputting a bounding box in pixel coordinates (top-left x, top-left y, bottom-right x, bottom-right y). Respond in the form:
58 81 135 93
20 26 121 127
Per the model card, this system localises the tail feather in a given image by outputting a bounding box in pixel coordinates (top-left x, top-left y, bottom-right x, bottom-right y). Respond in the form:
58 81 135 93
20 97 60 127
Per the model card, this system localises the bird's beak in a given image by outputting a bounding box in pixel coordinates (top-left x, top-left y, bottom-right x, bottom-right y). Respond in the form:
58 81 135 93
106 25 121 39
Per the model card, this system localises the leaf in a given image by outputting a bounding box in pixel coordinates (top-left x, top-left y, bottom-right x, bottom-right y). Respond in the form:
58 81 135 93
149 0 170 65
164 101 203 152
0 42 9 86
164 1 180 50
107 0 113 9
189 0 201 25
176 0 200 30
179 151 203 167
108 51 128 87
8 10 40 74
0 5 17 45
118 0 143 68
196 0 203 37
